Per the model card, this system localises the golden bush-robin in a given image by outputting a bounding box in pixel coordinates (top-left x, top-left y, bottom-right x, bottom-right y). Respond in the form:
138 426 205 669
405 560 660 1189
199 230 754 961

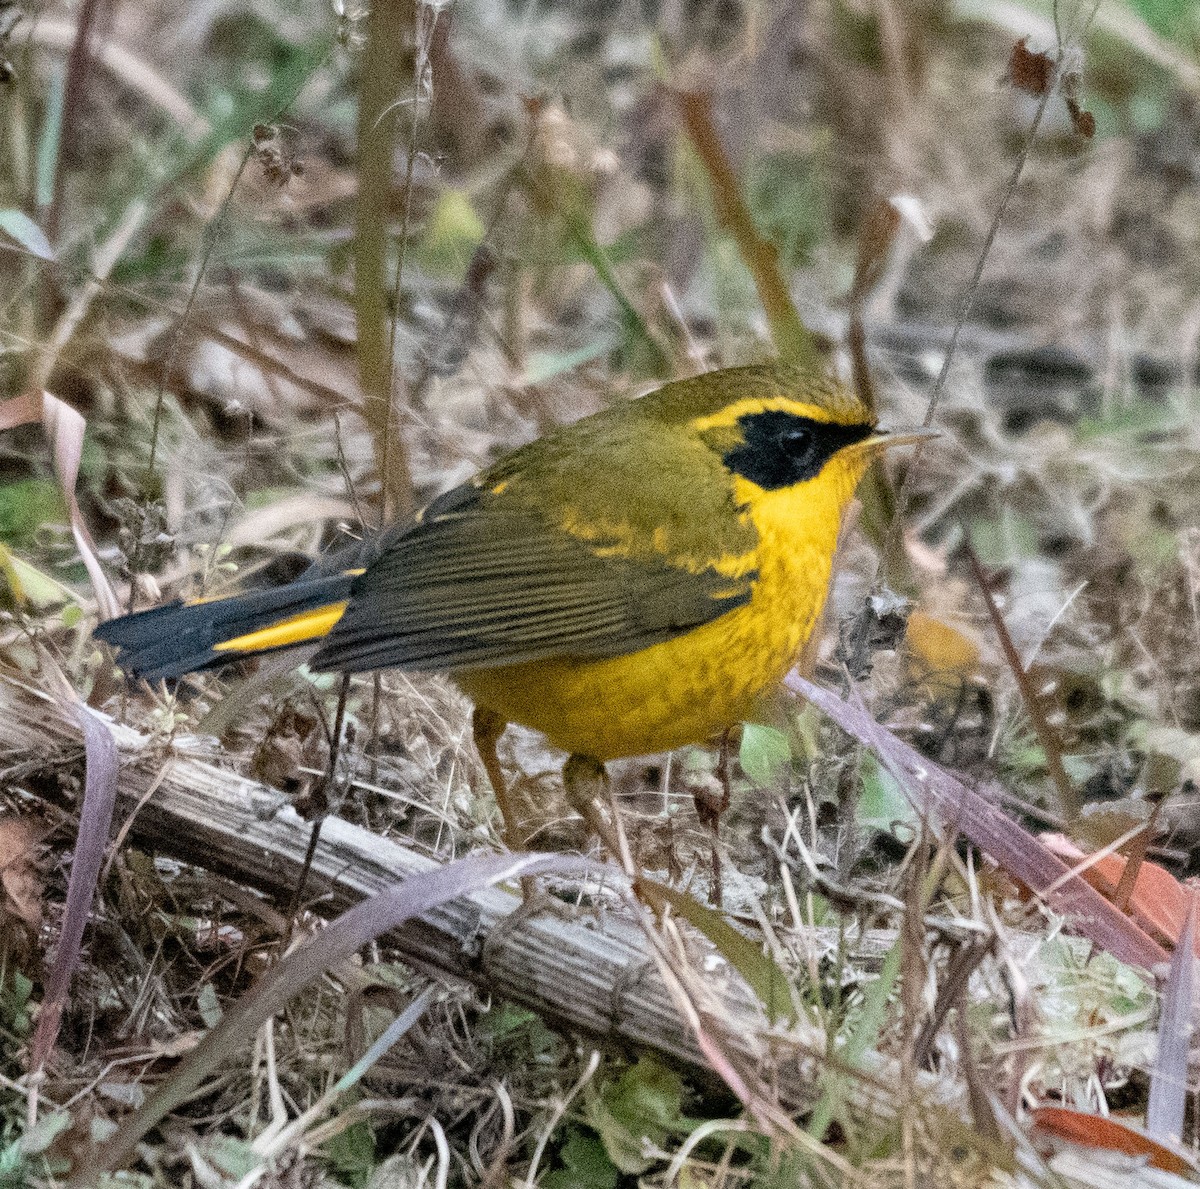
94 363 928 852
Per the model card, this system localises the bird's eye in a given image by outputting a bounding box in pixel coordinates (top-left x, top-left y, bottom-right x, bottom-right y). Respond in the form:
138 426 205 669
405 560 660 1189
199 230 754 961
722 411 853 489
780 426 812 455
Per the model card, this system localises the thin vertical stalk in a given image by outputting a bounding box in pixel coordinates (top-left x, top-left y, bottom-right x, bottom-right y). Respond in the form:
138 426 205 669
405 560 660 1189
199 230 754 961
354 0 416 522
675 90 821 372
42 0 106 244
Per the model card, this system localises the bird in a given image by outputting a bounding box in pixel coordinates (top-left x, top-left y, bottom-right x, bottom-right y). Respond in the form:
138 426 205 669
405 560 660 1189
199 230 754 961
93 362 930 861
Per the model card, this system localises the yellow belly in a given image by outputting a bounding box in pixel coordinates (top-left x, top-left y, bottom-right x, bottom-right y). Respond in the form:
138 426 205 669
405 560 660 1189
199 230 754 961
454 476 852 760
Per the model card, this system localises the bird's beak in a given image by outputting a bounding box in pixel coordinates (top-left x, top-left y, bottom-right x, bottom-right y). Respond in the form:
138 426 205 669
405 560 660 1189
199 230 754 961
856 426 939 454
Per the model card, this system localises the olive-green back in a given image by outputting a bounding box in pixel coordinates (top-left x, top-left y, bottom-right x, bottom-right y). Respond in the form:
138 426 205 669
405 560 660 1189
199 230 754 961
311 364 857 673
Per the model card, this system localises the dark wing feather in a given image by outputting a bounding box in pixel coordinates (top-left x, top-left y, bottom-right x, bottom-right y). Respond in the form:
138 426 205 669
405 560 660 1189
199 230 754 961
309 482 755 674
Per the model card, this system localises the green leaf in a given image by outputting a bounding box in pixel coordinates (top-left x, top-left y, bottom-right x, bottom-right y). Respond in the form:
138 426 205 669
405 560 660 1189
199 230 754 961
20 1111 71 1156
746 152 827 272
203 1137 258 1180
0 211 54 261
90 1118 117 1144
420 188 485 276
0 971 32 1038
585 1057 685 1175
94 1173 151 1189
0 1138 26 1182
542 1128 620 1189
857 751 918 835
0 480 67 550
478 1001 561 1064
0 544 78 611
1137 724 1200 784
968 509 1038 565
478 1002 539 1043
35 67 65 210
196 982 223 1029
324 1119 376 1187
1127 0 1196 37
739 722 792 787
522 338 610 384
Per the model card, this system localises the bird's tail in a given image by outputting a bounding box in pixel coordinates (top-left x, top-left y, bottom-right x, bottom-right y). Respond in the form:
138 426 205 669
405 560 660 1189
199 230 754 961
93 572 356 681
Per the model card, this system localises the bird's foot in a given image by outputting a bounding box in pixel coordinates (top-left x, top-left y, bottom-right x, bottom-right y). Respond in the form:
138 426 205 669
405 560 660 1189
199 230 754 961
562 753 638 882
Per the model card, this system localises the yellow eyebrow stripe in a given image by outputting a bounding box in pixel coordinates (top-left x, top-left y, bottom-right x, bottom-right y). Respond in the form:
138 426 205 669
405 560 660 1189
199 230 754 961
213 602 349 654
688 396 850 434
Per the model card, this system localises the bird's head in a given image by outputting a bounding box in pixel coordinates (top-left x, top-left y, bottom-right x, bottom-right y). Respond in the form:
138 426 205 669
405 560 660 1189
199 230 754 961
649 363 933 510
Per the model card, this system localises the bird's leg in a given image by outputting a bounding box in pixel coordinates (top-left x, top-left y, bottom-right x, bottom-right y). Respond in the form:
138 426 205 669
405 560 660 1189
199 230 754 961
474 707 545 901
562 754 637 880
692 728 734 906
472 706 524 852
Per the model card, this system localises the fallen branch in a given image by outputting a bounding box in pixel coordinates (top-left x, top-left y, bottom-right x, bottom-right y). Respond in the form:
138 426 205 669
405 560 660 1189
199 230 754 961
0 669 955 1121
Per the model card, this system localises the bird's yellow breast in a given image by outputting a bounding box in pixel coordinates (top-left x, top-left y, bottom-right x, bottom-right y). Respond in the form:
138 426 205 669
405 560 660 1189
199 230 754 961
454 452 867 760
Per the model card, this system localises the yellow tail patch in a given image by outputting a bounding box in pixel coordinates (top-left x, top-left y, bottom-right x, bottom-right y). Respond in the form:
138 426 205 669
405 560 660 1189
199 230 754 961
213 602 349 655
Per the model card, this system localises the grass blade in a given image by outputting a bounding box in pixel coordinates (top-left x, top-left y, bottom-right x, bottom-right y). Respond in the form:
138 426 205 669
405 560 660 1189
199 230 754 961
675 90 821 371
965 543 1078 822
0 210 55 260
1146 892 1196 1141
639 877 799 1025
0 391 120 618
30 667 119 1073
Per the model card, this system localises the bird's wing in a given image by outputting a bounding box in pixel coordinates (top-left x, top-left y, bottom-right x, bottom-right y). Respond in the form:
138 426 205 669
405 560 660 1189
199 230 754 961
310 425 758 673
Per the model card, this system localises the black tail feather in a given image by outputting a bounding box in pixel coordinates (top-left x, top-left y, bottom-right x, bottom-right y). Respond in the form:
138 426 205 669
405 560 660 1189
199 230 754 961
93 573 354 681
